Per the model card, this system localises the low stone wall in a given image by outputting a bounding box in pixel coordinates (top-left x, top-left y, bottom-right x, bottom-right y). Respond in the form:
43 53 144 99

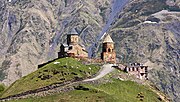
0 79 83 102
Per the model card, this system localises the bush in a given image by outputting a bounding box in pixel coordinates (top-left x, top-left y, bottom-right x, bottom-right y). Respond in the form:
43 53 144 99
0 84 5 93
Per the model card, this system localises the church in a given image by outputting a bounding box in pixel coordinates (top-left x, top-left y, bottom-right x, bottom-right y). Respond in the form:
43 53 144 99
101 34 116 63
58 29 88 58
58 29 116 63
56 28 148 80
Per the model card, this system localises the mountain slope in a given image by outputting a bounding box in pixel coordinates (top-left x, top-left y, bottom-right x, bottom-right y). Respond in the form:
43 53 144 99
108 0 180 101
0 57 100 98
0 0 112 85
7 80 163 102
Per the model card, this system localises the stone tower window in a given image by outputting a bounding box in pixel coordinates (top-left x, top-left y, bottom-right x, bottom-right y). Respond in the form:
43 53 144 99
108 48 111 52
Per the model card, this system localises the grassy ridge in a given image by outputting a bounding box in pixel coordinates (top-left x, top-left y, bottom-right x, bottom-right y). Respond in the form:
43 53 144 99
8 79 162 102
1 57 163 102
1 58 100 98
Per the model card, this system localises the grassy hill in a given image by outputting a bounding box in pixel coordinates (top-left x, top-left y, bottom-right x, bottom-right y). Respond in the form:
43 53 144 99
0 57 165 102
0 57 100 98
8 79 162 102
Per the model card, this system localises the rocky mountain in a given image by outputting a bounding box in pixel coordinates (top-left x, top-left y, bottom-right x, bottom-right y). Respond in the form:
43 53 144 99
109 0 180 101
0 0 180 101
0 0 112 85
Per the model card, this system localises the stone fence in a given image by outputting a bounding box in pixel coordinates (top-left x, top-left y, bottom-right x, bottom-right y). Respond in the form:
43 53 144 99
0 78 84 102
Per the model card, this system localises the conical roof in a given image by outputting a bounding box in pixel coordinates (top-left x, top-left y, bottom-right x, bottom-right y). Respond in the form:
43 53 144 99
69 28 78 35
103 34 114 43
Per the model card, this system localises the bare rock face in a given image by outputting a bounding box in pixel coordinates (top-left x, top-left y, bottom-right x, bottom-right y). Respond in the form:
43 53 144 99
0 0 112 85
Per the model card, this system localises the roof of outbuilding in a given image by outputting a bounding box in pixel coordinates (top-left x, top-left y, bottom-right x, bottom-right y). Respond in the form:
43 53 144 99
103 33 114 43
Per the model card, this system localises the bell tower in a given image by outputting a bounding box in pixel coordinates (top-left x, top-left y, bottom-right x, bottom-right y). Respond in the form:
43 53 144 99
101 34 116 63
67 28 79 45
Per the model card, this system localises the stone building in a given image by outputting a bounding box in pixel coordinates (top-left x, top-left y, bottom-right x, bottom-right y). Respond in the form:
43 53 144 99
125 63 148 80
101 34 116 63
58 29 88 58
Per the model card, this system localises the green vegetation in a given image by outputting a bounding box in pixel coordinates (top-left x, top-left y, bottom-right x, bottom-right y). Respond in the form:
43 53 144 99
0 58 163 102
86 79 161 102
0 84 5 94
8 79 162 102
1 57 100 98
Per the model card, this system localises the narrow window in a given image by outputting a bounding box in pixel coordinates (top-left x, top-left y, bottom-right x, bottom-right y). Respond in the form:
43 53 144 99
132 67 135 71
137 68 139 71
108 48 111 52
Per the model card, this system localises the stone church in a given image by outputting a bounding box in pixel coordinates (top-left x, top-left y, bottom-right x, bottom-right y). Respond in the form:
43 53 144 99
101 34 116 63
58 29 116 63
58 29 88 58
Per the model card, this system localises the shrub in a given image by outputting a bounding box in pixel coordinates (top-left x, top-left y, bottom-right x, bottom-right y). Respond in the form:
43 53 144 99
0 84 5 93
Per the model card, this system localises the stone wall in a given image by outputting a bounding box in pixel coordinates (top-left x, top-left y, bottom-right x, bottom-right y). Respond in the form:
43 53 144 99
0 79 83 101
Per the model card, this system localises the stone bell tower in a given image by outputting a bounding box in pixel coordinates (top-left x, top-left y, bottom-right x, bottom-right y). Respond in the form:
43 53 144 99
101 34 116 63
67 28 79 45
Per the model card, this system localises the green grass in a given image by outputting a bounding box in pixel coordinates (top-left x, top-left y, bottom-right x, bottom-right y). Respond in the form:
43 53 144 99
0 84 5 95
1 57 100 98
1 58 163 102
86 79 161 102
8 79 162 102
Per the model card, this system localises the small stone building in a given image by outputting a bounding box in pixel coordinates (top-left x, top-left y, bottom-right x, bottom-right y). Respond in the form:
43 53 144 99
101 34 116 63
58 29 88 58
125 63 148 80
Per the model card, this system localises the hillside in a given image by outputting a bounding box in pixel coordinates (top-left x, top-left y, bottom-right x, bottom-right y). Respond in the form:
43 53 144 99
0 0 112 85
0 57 100 98
8 80 163 102
0 57 165 102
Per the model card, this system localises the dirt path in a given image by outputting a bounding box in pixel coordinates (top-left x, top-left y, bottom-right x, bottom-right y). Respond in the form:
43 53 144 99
83 64 115 82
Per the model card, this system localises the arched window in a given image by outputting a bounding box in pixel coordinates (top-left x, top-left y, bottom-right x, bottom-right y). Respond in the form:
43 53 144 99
108 48 111 52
